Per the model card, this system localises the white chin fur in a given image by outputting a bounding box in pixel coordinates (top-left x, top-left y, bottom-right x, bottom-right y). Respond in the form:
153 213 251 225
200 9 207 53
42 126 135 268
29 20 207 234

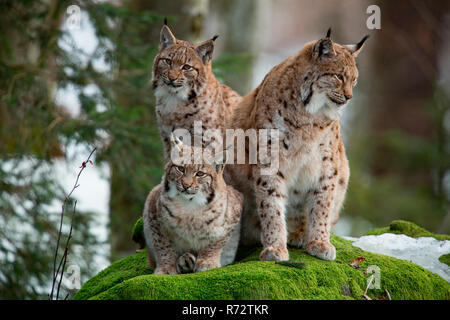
305 91 346 120
167 182 207 207
154 82 190 101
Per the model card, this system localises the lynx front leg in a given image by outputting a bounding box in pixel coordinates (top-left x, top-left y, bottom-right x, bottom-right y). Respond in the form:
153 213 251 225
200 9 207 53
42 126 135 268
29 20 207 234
304 182 337 261
255 173 289 261
194 238 227 272
148 222 178 274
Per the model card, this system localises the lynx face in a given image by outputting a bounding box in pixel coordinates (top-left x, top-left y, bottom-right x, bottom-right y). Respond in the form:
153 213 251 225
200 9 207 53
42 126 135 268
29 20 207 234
152 25 215 100
167 163 217 200
301 34 368 120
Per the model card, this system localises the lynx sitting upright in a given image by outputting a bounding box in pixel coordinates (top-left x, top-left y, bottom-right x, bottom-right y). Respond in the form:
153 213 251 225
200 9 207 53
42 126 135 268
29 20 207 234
152 22 241 161
143 137 243 274
227 29 368 262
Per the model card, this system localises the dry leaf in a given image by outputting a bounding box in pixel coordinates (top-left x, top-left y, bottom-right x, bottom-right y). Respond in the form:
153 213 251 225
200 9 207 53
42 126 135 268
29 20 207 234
349 256 366 268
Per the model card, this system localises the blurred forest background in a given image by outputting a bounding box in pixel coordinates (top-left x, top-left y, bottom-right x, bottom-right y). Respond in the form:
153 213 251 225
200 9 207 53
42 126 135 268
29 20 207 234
0 0 449 299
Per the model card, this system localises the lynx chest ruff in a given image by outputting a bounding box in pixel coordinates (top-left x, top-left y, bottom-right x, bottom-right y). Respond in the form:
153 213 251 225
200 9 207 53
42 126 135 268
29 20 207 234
160 194 230 253
282 123 337 206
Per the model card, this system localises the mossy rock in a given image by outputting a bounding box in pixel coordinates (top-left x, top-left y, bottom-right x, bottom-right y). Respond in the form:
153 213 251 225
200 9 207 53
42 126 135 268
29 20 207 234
74 233 450 300
365 220 450 241
131 217 145 249
439 254 450 267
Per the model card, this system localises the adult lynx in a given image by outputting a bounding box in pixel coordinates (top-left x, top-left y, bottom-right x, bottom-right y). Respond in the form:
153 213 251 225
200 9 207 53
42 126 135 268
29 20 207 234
226 29 368 261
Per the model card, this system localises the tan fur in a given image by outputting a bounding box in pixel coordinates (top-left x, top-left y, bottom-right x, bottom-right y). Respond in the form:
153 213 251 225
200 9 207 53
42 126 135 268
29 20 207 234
225 32 367 261
152 25 242 161
143 143 243 274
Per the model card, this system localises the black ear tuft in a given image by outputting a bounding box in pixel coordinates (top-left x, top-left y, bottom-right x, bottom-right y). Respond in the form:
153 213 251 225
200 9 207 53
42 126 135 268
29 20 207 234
211 35 219 42
356 35 370 51
326 27 331 38
164 17 168 26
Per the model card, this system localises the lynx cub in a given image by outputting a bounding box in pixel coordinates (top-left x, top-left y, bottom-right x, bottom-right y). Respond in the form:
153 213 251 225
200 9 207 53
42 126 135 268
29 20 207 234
152 22 241 161
227 29 368 261
143 138 243 274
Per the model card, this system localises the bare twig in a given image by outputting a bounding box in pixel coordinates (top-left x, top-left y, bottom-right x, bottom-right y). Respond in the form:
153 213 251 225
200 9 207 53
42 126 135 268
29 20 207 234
363 294 372 301
385 289 392 301
49 147 96 300
363 274 374 300
56 201 76 300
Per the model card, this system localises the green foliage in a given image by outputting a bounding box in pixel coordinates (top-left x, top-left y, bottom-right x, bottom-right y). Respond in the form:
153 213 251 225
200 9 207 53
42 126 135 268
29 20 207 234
74 233 450 300
0 156 102 299
0 0 104 299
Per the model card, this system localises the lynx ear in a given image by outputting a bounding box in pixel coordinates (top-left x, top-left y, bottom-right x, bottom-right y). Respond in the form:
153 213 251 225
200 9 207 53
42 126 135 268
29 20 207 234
170 131 184 153
312 27 334 61
196 40 215 64
313 38 335 61
208 146 230 173
345 35 370 57
160 25 176 51
212 151 227 173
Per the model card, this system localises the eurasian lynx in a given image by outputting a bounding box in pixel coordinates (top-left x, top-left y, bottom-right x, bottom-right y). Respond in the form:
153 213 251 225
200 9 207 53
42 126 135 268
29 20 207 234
152 23 241 161
226 29 368 261
143 138 243 274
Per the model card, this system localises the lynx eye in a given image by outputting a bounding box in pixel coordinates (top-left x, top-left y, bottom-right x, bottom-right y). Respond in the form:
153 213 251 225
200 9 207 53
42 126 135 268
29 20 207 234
175 165 185 173
163 58 172 66
195 171 206 177
352 78 358 87
182 64 192 71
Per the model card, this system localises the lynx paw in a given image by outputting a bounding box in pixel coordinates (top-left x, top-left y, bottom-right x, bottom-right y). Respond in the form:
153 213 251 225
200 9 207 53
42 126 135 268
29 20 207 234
259 246 289 261
176 252 196 274
305 240 336 261
194 259 220 273
154 265 177 275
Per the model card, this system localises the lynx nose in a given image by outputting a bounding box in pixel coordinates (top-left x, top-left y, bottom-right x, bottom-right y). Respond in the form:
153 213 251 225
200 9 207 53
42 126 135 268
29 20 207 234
182 182 192 190
344 87 353 101
168 71 178 83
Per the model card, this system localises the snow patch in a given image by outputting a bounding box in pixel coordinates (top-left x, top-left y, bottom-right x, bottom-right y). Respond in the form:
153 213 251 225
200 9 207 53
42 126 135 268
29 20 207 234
348 233 450 282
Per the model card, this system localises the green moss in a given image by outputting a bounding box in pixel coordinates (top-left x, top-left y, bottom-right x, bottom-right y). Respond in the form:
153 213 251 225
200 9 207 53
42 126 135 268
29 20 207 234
74 250 152 300
365 220 450 241
74 234 450 300
439 254 450 267
131 217 145 249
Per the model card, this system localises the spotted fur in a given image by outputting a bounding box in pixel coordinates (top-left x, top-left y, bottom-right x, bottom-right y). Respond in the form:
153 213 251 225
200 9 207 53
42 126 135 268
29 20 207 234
143 144 243 274
152 24 242 161
225 30 368 261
